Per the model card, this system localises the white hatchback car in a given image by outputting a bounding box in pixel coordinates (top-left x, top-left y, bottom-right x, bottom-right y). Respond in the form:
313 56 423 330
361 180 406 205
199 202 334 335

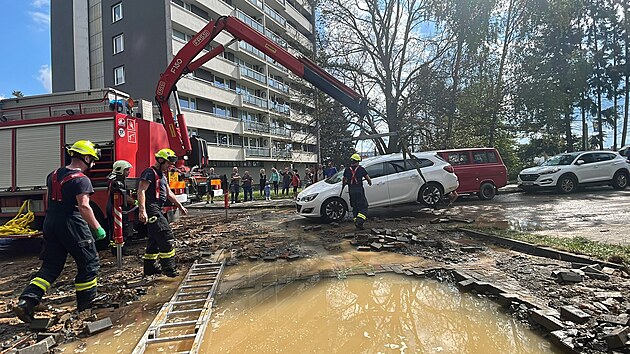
518 151 630 193
296 152 459 222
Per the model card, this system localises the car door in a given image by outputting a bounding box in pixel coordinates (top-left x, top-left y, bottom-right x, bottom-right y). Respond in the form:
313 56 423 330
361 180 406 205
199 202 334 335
386 159 426 204
594 153 618 180
361 162 391 207
574 153 598 182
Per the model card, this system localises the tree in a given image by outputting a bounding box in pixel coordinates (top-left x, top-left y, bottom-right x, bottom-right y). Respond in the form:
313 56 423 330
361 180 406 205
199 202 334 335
318 96 355 165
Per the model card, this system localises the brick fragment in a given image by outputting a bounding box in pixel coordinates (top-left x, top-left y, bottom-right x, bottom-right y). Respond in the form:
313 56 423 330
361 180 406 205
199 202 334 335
530 309 565 331
560 305 591 324
86 317 113 335
604 326 630 350
29 317 54 331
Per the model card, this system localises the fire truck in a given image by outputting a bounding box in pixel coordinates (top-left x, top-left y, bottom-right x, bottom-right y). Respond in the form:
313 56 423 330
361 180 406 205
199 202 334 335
0 14 367 242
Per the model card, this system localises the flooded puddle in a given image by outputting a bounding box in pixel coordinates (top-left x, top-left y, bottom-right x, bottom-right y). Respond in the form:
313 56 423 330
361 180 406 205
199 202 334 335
202 273 557 353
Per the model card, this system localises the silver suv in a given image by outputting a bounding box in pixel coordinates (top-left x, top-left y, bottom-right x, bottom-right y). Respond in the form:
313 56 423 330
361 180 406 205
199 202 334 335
518 151 630 193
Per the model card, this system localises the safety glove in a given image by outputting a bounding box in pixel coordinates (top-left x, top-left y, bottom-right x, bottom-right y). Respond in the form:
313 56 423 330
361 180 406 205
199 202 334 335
92 227 107 241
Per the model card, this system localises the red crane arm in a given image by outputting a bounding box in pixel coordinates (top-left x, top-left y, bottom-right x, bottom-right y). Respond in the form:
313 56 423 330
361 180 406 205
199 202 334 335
155 15 368 158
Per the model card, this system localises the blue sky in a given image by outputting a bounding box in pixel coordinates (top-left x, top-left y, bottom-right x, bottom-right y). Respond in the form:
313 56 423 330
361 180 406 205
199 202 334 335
0 0 51 98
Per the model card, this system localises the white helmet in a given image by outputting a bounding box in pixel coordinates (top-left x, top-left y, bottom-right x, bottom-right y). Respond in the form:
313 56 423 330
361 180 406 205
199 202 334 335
112 160 132 175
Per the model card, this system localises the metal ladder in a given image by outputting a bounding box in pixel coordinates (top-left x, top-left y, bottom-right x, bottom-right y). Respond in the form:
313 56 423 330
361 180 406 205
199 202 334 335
131 260 225 354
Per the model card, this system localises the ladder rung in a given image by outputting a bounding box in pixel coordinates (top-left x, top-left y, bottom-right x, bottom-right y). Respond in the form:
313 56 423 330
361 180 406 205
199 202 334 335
190 271 219 276
172 298 207 306
168 308 203 315
181 283 215 289
159 320 198 329
193 263 221 269
177 291 211 297
185 277 216 283
147 333 196 344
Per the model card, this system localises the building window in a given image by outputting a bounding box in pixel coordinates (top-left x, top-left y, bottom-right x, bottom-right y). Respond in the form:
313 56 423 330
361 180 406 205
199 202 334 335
112 2 123 23
113 34 124 54
114 66 125 85
179 96 196 110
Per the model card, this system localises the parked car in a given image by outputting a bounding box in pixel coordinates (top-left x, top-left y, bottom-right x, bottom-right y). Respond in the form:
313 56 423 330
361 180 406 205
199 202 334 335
436 148 508 200
518 151 630 193
295 152 459 222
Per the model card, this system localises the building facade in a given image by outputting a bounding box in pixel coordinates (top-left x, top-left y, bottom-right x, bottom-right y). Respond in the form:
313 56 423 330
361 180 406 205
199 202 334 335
51 0 319 175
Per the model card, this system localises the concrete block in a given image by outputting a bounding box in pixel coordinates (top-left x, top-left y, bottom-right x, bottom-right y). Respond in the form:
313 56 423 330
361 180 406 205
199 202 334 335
595 291 623 299
365 271 375 276
403 270 414 276
530 309 565 331
263 256 277 262
391 266 404 274
549 330 579 354
356 246 371 252
18 336 55 354
343 233 355 239
497 293 520 307
410 268 425 277
602 267 616 275
451 270 472 282
581 265 610 281
396 236 409 243
311 225 322 231
35 332 61 343
287 254 300 261
29 317 54 331
473 281 491 293
248 256 259 261
460 246 484 253
86 317 113 335
125 278 148 288
369 242 383 251
560 305 591 324
570 262 588 269
600 314 629 326
604 326 630 349
457 279 475 291
556 270 583 283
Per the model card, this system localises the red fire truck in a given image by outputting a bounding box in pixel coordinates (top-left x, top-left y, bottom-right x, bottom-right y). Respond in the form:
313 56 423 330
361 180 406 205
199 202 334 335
0 15 367 241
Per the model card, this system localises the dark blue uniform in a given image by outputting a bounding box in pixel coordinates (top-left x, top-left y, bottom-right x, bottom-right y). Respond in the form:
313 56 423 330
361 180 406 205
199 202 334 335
19 167 100 311
140 167 176 276
344 165 369 227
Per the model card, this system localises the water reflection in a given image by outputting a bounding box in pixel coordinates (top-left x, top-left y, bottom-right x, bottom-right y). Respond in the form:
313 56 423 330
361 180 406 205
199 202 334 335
204 274 556 353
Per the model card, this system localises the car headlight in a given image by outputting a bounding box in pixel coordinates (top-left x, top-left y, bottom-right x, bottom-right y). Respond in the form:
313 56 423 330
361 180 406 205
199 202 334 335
300 193 319 202
539 168 561 175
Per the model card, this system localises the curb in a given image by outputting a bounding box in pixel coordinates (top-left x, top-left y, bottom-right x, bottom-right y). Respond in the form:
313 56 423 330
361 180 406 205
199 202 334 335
187 201 295 210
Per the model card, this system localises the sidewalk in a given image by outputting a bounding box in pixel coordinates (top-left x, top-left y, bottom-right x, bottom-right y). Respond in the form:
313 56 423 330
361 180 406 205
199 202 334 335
188 198 296 209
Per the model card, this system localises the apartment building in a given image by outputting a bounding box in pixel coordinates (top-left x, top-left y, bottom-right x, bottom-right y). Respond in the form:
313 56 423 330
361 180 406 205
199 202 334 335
51 0 319 174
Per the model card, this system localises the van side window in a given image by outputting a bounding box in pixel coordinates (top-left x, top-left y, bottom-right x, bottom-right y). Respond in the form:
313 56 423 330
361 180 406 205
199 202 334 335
473 152 488 164
487 151 498 163
448 152 469 165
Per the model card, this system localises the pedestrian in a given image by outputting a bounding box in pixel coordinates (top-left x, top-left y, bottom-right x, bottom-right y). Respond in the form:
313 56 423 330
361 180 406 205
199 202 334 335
270 167 280 195
230 167 241 204
325 161 338 178
259 168 267 197
281 167 291 195
291 169 301 199
242 171 253 202
264 182 271 201
314 163 324 182
303 167 313 189
342 153 372 229
205 167 219 204
137 148 188 278
14 140 108 322
106 160 134 254
340 164 345 171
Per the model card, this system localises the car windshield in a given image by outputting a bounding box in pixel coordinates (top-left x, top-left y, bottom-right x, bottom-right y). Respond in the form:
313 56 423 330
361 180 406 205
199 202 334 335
541 153 580 166
325 168 345 184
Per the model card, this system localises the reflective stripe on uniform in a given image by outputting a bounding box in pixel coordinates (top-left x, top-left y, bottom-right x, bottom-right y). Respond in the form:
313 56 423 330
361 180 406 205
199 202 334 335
30 277 51 292
75 278 97 292
158 249 175 259
143 253 159 260
357 213 367 220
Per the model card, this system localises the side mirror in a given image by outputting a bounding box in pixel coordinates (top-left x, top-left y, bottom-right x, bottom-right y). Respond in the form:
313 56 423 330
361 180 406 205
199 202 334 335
575 160 585 165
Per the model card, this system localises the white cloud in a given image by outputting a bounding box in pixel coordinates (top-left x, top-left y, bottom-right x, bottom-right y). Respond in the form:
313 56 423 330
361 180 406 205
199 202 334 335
31 0 50 8
29 11 50 27
36 65 52 93
0 94 6 100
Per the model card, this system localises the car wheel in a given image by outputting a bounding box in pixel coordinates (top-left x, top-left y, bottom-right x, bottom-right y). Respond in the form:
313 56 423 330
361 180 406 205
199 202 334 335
478 182 496 200
556 175 577 194
321 198 347 222
418 183 443 207
612 170 629 190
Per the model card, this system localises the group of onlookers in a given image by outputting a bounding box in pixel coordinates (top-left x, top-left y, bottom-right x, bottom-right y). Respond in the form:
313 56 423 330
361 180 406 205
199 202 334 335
207 160 345 204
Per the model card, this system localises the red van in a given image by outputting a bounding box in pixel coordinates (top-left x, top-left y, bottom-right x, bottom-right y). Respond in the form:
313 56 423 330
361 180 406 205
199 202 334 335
437 148 508 200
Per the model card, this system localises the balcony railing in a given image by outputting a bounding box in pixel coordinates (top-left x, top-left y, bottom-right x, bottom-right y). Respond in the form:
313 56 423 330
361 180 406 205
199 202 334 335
246 147 271 157
270 126 291 137
264 4 286 27
242 94 269 109
244 120 270 133
265 29 287 48
246 0 263 9
270 102 290 115
236 10 264 33
266 56 289 73
268 77 289 93
273 150 292 159
239 41 266 60
240 66 266 84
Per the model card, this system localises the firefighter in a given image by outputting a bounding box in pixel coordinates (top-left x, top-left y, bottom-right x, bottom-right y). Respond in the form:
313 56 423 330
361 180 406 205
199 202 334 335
13 140 108 323
106 160 134 254
342 153 372 229
137 148 188 277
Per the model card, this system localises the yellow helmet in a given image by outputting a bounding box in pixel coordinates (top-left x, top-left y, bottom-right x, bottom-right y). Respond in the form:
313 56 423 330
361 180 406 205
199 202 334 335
350 153 361 162
68 140 100 160
155 148 177 163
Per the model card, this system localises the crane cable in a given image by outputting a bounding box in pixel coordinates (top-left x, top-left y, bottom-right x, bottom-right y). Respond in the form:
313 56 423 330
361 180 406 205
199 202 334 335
0 200 38 237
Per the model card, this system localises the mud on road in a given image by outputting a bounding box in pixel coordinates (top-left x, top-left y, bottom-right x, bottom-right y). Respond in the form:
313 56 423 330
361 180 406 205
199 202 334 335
0 203 629 353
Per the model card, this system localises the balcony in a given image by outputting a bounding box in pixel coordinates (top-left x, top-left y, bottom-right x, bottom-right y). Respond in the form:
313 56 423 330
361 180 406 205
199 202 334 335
242 94 269 109
285 24 313 52
292 150 317 163
270 126 291 138
273 150 292 159
285 3 312 33
239 41 266 62
239 66 266 84
245 0 264 10
246 147 271 157
268 77 289 93
264 4 286 27
236 9 264 33
207 144 245 160
182 109 241 134
292 131 317 145
270 102 290 115
243 120 270 133
265 28 287 48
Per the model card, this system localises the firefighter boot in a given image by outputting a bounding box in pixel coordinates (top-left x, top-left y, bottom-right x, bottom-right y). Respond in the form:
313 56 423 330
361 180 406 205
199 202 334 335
143 259 162 276
160 257 179 278
13 298 36 323
77 292 110 312
354 217 365 230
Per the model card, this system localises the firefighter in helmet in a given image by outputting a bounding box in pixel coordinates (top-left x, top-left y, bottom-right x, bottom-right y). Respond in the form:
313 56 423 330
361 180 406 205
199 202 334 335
106 160 134 254
137 148 188 277
14 140 108 323
342 153 372 229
